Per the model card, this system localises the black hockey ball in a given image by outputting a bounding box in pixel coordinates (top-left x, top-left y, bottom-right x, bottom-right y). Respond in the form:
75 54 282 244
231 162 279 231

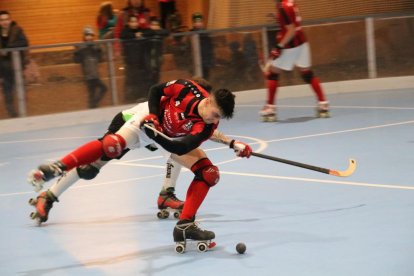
236 242 246 254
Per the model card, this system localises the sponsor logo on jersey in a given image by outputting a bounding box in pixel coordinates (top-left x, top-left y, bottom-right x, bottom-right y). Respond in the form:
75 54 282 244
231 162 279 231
182 121 193 131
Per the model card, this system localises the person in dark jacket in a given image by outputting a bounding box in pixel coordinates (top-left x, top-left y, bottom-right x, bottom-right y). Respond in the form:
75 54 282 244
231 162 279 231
74 26 107 108
0 10 29 117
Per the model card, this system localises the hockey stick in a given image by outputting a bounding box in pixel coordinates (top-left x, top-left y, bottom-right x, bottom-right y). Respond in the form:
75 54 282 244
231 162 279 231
143 124 356 177
143 124 173 140
251 152 356 177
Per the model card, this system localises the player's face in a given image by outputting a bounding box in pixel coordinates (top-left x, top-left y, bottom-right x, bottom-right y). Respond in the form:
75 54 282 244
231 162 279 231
202 97 222 124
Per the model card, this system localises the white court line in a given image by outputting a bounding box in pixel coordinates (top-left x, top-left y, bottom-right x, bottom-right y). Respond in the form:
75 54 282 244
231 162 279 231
0 174 164 197
266 120 414 144
0 136 99 145
238 104 414 110
221 171 414 190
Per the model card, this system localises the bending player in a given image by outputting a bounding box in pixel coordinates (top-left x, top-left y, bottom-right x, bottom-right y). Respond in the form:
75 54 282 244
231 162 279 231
260 0 329 122
28 78 252 252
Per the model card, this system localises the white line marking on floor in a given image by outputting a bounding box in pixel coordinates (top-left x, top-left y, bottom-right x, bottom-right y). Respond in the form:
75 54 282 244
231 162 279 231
221 171 414 190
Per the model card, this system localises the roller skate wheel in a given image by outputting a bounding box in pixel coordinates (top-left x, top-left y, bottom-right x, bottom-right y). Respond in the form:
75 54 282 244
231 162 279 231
173 211 180 219
197 242 208 252
28 198 37 205
157 209 169 219
261 115 276 122
175 243 185 254
30 212 37 219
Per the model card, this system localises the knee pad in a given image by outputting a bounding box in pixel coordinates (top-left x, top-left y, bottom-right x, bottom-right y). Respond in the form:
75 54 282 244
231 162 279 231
266 72 279 81
102 134 126 158
301 70 314 84
191 158 220 187
76 165 100 180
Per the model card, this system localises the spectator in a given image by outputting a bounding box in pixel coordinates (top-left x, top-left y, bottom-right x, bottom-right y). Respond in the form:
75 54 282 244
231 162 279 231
97 1 118 39
158 0 176 29
143 17 169 85
74 26 107 109
114 0 151 40
0 10 29 118
120 15 150 102
190 13 214 80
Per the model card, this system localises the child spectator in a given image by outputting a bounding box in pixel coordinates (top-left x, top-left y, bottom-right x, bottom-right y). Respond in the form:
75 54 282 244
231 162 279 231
74 26 107 108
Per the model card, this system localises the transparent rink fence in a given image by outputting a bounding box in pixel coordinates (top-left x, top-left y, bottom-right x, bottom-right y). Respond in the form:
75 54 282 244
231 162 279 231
0 15 413 119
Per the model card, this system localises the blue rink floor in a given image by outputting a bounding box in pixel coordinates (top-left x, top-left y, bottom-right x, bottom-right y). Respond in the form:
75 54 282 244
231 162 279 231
0 84 414 276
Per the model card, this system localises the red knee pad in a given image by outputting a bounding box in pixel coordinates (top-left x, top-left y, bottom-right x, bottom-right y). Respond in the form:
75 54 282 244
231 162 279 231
191 158 220 187
102 134 126 158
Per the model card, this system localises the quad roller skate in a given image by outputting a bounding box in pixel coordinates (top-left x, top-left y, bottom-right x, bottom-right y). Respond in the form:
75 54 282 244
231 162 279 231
173 218 216 254
259 104 277 122
316 101 330 118
27 161 66 192
28 190 58 226
157 187 184 219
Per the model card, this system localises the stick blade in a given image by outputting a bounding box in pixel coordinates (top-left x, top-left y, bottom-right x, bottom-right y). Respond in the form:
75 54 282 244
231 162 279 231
329 159 357 177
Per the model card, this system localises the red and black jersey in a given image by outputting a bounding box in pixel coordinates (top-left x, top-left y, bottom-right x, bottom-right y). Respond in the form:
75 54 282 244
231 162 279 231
276 0 307 48
147 79 218 155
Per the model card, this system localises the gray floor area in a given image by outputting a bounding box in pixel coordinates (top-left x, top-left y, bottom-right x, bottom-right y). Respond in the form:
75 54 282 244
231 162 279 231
0 81 413 275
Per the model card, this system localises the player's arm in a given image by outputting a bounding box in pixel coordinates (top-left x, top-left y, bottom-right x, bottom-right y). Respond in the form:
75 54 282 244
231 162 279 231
210 129 252 158
147 83 166 116
277 6 297 47
150 125 213 155
278 23 295 48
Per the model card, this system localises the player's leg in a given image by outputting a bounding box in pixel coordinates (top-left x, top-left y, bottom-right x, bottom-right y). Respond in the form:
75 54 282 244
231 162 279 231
29 159 108 224
172 149 217 245
259 63 279 122
296 43 330 118
28 112 127 191
157 155 184 219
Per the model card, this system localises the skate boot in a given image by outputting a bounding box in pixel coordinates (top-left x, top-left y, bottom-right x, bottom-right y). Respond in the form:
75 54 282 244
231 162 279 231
316 101 330 118
173 217 216 253
157 187 184 219
28 190 58 226
259 104 277 122
27 161 66 192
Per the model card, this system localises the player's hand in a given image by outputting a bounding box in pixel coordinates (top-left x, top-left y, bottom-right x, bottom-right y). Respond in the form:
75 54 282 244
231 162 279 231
140 114 162 139
269 44 283 60
230 140 252 158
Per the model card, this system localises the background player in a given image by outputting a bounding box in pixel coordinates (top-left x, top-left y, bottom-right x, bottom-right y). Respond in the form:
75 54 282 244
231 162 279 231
260 0 329 122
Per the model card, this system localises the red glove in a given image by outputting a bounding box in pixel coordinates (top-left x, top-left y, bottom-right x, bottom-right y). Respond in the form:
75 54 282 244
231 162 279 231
140 114 162 139
230 140 252 158
269 44 283 60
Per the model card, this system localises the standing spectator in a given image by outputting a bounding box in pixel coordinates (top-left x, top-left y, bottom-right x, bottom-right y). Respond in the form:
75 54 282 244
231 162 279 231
260 0 329 122
0 10 29 118
158 0 176 29
114 0 151 40
74 26 107 109
143 17 169 85
190 13 214 80
97 1 118 39
120 16 150 102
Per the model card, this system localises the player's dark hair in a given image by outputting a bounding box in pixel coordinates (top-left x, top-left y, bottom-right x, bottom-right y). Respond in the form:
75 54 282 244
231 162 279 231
212 88 235 119
0 11 10 16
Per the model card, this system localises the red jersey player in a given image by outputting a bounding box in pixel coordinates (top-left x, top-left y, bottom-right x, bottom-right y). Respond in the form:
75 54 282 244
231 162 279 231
260 0 329 121
28 78 252 252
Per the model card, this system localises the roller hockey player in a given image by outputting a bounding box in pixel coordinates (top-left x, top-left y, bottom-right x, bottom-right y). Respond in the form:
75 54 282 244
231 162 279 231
260 0 330 121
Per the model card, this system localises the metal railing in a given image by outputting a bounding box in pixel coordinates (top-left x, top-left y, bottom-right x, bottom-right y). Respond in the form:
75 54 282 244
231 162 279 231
1 13 413 118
